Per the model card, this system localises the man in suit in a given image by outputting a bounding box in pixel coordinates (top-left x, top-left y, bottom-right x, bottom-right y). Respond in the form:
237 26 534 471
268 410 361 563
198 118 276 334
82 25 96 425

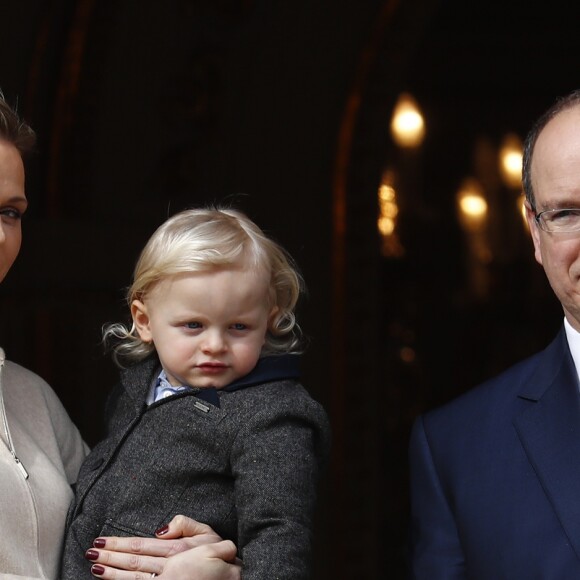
409 90 580 578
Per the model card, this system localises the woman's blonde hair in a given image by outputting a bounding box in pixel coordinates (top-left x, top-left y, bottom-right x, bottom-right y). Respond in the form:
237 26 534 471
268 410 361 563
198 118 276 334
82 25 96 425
104 207 305 365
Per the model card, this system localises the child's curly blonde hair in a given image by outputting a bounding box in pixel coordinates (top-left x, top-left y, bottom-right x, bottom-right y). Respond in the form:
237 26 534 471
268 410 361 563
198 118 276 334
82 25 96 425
104 207 305 366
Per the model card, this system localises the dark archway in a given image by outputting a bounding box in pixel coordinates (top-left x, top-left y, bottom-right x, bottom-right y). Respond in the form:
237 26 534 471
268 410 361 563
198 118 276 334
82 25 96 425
1 1 579 578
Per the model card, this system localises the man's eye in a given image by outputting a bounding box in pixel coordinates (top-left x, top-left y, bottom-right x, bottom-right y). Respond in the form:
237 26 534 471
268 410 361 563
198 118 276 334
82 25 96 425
553 209 580 221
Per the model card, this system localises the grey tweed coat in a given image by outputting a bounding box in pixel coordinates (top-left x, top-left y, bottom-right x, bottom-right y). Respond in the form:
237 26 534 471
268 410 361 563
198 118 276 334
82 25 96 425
61 354 331 579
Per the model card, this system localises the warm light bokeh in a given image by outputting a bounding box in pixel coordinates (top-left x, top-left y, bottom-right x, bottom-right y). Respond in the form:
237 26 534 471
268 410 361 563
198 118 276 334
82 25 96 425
378 183 398 236
390 93 425 148
457 178 488 232
499 133 523 189
459 193 487 218
377 173 404 257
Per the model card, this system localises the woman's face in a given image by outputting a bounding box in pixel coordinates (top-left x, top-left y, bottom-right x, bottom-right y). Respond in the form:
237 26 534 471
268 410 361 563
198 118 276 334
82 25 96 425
0 140 27 283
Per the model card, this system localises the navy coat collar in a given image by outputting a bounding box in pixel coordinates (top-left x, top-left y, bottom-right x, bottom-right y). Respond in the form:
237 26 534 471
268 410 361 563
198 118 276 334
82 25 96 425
194 354 301 407
514 326 580 560
517 327 573 402
121 353 301 409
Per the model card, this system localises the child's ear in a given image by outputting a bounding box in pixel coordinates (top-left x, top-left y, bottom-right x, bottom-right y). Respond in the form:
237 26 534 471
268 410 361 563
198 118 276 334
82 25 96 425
268 306 280 331
131 300 153 342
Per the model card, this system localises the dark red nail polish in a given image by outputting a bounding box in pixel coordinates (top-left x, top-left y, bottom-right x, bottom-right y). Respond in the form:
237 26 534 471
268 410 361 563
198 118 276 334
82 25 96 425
85 549 99 561
93 538 106 548
155 524 169 536
91 564 105 576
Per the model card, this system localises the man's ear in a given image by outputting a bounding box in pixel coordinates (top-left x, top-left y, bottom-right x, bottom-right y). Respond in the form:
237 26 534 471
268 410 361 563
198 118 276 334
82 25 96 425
524 201 543 266
131 300 153 342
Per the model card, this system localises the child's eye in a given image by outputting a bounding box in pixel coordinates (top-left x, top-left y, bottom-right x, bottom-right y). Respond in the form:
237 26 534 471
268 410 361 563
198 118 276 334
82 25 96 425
185 322 202 329
231 323 247 331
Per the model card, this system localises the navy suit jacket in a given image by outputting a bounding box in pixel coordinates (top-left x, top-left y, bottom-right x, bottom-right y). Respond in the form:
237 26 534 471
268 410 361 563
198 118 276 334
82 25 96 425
409 327 580 579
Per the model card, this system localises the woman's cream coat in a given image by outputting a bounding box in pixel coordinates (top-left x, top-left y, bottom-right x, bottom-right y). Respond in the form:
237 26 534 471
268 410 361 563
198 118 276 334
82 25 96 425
0 349 87 579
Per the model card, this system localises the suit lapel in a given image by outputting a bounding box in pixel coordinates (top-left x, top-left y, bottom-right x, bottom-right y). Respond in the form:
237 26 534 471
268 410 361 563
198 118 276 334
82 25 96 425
514 328 580 560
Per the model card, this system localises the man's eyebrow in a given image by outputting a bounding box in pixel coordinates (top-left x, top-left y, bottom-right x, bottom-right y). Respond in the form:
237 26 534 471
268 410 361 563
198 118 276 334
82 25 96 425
539 198 580 209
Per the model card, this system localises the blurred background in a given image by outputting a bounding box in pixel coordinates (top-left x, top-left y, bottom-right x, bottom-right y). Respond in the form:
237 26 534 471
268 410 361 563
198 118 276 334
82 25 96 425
0 0 574 577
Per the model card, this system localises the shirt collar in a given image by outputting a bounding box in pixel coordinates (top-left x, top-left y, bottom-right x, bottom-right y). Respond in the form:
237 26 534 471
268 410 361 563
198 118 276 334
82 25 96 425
149 354 301 408
148 369 190 405
563 317 580 386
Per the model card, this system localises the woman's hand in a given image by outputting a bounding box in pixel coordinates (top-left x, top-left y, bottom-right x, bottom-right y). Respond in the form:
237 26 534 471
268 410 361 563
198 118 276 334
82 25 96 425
86 515 241 579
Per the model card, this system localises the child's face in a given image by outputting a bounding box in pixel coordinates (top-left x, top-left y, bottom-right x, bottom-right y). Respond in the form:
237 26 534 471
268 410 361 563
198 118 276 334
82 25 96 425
131 266 275 389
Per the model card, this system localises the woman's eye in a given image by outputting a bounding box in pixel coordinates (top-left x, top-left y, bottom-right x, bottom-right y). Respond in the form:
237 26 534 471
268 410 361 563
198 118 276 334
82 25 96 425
231 323 247 331
0 208 22 221
185 322 202 329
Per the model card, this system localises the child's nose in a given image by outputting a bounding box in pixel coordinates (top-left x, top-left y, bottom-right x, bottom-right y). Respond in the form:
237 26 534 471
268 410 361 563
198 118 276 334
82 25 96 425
201 330 227 353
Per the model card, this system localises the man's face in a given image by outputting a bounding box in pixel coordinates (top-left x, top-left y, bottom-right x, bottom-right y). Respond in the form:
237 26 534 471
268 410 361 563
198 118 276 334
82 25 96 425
526 106 580 331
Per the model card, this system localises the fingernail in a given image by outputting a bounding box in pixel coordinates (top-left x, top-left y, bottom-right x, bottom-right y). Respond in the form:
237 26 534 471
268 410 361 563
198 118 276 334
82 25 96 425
85 549 99 561
91 564 105 576
93 538 106 548
155 524 169 536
